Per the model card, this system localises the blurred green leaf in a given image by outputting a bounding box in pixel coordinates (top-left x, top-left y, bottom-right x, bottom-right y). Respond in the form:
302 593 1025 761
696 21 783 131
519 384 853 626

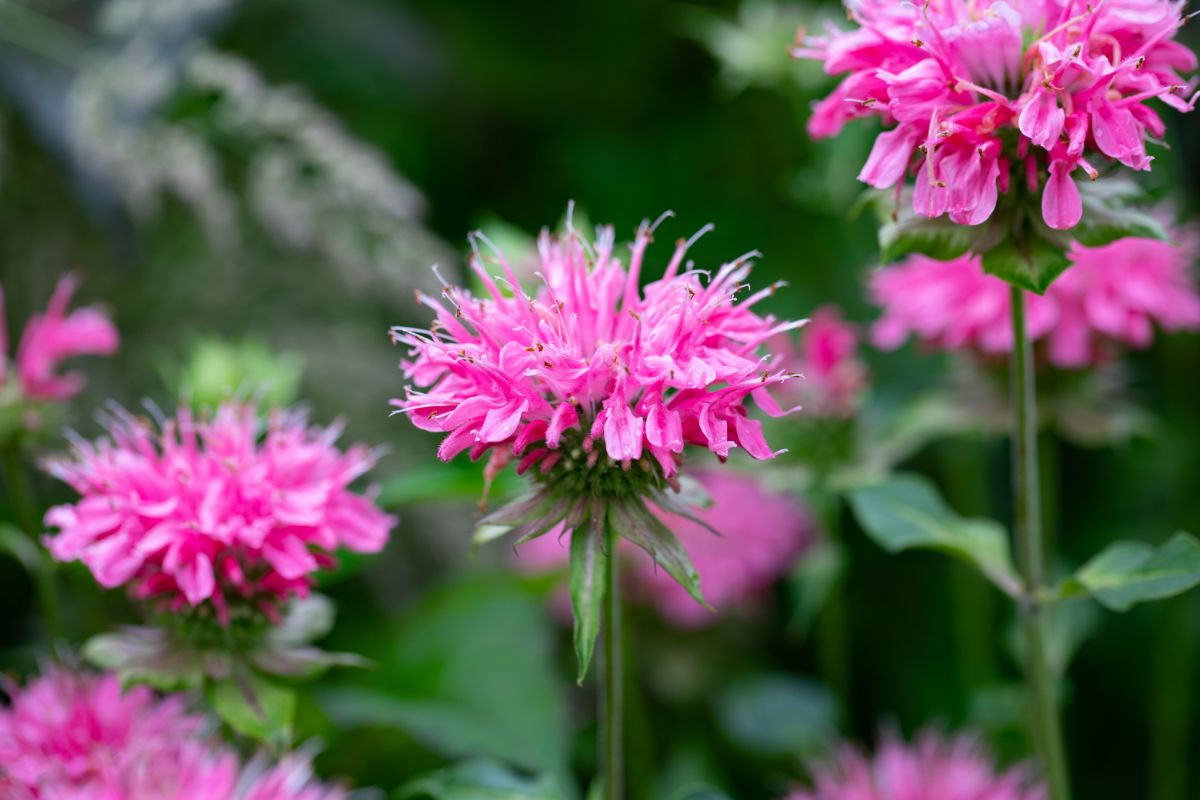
0 522 47 576
319 574 570 782
1059 532 1200 612
877 199 975 265
714 674 837 758
378 461 522 509
83 626 210 691
787 539 844 638
208 670 296 749
847 474 1022 597
396 759 566 800
1006 598 1102 678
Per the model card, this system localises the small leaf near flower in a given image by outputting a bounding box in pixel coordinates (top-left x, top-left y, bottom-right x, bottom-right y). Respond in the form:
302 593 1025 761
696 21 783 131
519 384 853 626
569 502 608 685
208 669 296 750
1057 532 1200 612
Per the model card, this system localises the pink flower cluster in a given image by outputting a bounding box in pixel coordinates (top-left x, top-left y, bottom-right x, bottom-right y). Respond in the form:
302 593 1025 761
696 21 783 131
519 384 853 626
798 0 1197 229
788 730 1045 800
515 470 813 627
0 668 344 799
392 212 802 479
775 305 868 417
1 275 118 403
42 402 395 622
870 235 1200 367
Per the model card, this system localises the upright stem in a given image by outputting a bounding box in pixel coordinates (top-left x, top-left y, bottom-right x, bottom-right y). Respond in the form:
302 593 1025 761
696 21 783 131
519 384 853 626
602 522 623 800
812 484 851 720
1010 286 1071 800
2 443 64 641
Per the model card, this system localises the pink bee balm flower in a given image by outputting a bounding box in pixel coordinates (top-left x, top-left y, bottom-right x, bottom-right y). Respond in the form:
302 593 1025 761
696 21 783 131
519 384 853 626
1 274 118 403
392 211 801 476
0 668 347 800
787 730 1045 800
514 470 813 627
775 305 868 417
870 235 1200 368
42 402 395 623
797 0 1197 230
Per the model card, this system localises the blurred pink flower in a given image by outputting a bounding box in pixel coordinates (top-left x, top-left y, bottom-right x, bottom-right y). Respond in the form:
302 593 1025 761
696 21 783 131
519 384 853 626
787 730 1045 800
1 274 118 403
514 470 813 627
870 236 1200 368
775 305 868 417
0 668 345 799
796 0 1197 229
42 402 395 623
391 210 802 479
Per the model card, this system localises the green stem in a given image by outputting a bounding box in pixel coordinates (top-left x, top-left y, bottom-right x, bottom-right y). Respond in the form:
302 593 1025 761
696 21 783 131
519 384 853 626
1149 595 1194 800
2 444 64 642
812 485 851 720
1010 286 1071 800
602 522 623 800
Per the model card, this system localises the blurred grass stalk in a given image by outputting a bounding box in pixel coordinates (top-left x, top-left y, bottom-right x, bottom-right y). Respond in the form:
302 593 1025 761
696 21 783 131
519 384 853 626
1010 287 1071 800
812 479 851 720
0 1 86 66
1149 595 1194 800
2 443 64 642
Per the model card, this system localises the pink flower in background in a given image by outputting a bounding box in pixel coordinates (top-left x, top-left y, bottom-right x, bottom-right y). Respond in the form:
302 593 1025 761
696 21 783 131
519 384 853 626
787 730 1045 800
869 236 1200 368
0 668 346 799
797 0 1197 229
42 402 395 622
775 305 868 417
1 274 118 403
392 210 802 479
515 470 813 626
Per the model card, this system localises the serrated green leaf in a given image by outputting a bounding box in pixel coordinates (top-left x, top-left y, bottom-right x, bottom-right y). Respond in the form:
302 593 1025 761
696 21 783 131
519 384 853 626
396 759 566 800
714 674 837 757
1073 178 1170 247
569 504 606 684
877 202 975 264
980 232 1070 295
611 500 708 609
1066 532 1200 611
208 670 296 749
847 474 1022 597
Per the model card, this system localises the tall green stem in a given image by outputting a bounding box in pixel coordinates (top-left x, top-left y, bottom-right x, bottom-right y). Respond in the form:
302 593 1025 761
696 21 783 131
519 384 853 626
812 484 851 719
1010 286 1071 800
602 522 623 800
2 443 64 641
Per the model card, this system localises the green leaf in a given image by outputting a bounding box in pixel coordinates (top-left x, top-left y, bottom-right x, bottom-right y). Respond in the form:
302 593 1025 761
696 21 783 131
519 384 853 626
396 759 566 800
83 626 210 691
378 461 522 509
0 522 46 576
786 539 844 638
1064 532 1200 612
611 500 708 609
1006 598 1101 678
569 503 607 684
714 674 837 757
208 670 296 749
980 231 1070 295
1073 178 1170 247
847 474 1022 597
877 199 975 264
318 573 570 783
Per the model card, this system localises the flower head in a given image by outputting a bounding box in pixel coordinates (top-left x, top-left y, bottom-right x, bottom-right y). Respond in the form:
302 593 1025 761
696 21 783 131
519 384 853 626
797 0 1197 229
775 305 868 417
0 667 346 800
1 274 118 404
788 730 1045 800
42 401 395 624
392 210 801 479
870 234 1200 367
515 470 813 626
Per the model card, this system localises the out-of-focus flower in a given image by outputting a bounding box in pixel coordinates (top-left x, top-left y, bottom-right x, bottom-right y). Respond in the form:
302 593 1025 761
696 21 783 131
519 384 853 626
42 401 395 624
870 236 1200 368
392 208 803 618
0 667 346 799
776 305 868 417
515 470 813 627
1 274 118 404
787 730 1045 800
796 0 1197 230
